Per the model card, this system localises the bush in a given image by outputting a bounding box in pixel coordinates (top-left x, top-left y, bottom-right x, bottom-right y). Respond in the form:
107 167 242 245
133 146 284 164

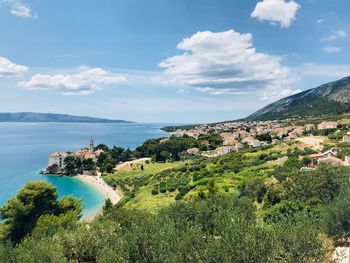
238 177 267 203
323 193 350 239
159 181 167 193
151 188 159 195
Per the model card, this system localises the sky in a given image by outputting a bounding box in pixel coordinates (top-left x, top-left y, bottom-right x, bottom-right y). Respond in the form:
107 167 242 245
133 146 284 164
0 0 350 123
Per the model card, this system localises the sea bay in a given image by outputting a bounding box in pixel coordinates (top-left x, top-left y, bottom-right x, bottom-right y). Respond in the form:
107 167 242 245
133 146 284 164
0 122 169 218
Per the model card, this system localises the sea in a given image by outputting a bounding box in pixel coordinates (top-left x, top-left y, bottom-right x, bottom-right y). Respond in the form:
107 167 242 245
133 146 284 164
0 122 169 218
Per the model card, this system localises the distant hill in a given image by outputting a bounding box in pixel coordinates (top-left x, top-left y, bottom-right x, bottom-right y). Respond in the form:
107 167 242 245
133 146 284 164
247 76 350 121
0 112 133 123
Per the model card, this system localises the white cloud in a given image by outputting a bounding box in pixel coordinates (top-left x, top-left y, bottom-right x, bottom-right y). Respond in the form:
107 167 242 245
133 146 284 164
157 29 296 100
0 56 28 76
251 0 300 28
18 67 127 95
321 30 348 42
11 1 33 18
317 19 324 24
323 46 343 53
196 87 249 95
0 0 33 18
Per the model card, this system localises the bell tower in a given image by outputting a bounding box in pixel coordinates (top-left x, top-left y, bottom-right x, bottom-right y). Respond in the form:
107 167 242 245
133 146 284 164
89 139 94 153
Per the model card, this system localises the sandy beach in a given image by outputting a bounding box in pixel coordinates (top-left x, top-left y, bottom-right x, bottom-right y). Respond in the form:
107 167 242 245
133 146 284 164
76 173 122 205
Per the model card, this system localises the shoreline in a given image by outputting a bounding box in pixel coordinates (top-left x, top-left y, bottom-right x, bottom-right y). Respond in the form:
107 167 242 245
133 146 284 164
75 174 122 205
75 174 123 218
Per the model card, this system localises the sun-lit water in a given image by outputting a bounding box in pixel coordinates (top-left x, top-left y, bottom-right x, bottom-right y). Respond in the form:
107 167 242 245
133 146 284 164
0 122 168 218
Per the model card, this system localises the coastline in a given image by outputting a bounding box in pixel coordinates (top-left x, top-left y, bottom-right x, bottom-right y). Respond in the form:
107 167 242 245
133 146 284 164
75 174 123 218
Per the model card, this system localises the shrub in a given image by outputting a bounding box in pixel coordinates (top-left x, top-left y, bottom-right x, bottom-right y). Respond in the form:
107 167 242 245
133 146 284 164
151 188 159 195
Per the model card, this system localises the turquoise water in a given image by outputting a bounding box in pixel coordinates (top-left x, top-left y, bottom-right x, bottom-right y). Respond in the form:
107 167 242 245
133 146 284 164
0 122 169 217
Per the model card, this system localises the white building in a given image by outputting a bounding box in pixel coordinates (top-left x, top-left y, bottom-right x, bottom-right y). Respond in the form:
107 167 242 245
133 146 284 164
48 152 68 169
317 121 338 130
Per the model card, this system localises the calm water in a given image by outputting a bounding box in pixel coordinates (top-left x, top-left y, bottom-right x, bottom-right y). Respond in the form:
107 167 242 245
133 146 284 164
0 122 168 218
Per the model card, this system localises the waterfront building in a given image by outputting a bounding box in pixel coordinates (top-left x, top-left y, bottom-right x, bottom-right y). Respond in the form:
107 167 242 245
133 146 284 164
48 152 68 169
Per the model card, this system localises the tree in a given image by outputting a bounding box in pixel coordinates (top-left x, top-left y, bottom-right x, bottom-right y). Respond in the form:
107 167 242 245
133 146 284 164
273 217 328 263
47 164 59 174
103 162 115 174
256 133 272 143
110 147 125 162
15 237 67 263
286 164 343 204
95 144 109 152
64 156 82 176
238 177 267 203
0 182 81 243
262 189 281 208
323 193 350 240
82 158 95 171
0 241 15 263
103 199 113 214
56 196 82 216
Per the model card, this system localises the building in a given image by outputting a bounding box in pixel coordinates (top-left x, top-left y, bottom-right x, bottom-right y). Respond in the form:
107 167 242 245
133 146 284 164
342 135 350 143
186 147 199 155
242 137 263 148
309 150 343 166
317 121 338 130
304 124 316 131
89 139 94 153
48 152 68 169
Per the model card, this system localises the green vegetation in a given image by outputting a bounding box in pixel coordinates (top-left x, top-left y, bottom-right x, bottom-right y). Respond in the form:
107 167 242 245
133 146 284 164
63 134 223 176
0 182 82 244
2 121 350 261
102 145 320 212
0 191 338 262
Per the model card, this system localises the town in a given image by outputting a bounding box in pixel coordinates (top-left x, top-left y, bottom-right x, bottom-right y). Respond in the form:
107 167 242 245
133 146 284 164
168 119 350 167
44 118 350 177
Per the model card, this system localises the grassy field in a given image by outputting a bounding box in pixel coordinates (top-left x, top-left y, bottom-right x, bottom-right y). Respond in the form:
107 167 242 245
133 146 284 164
103 160 191 212
102 140 330 213
105 161 189 180
102 147 285 212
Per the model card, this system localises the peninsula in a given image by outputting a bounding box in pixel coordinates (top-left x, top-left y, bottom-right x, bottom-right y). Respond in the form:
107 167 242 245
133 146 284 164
0 112 133 123
43 139 123 210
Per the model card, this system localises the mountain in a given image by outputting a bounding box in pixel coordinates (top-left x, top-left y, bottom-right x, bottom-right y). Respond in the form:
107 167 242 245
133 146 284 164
0 112 133 123
247 76 350 121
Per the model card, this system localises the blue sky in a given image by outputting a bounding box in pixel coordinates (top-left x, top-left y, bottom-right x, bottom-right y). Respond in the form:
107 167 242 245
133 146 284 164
0 0 350 123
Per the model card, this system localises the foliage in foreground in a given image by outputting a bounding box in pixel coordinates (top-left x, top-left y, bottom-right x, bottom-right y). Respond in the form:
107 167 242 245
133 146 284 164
0 194 335 263
0 182 82 244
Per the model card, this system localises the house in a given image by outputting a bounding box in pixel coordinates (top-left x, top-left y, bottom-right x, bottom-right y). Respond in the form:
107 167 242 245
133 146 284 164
304 124 316 131
159 138 170 143
48 152 68 169
317 121 338 130
242 137 263 148
201 140 210 146
48 139 98 170
220 132 237 146
216 146 232 155
309 150 343 166
186 147 199 155
342 135 350 143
